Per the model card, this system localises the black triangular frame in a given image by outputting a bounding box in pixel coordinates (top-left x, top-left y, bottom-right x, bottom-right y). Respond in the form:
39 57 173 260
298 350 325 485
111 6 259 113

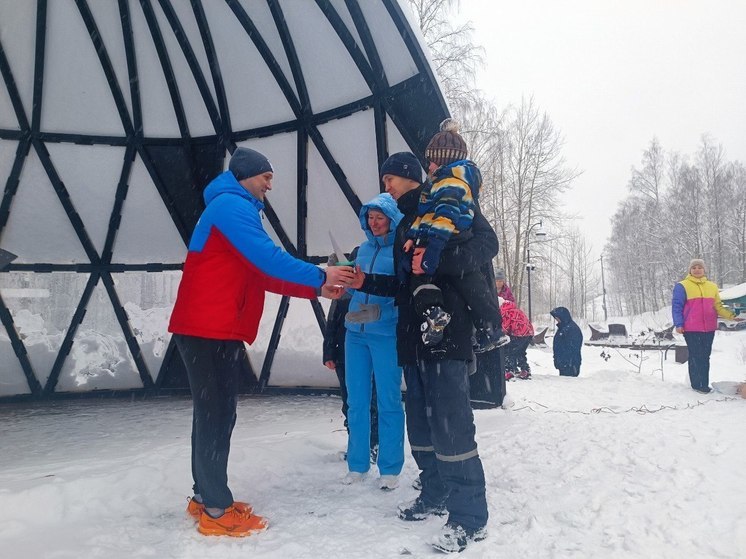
0 0 448 401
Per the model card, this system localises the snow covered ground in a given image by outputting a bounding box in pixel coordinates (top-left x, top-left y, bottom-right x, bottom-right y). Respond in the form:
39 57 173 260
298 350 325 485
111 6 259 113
1 331 745 558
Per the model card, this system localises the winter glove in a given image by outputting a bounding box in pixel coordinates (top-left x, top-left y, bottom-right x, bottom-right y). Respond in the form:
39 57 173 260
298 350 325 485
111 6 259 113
420 245 443 276
345 304 381 324
495 331 511 348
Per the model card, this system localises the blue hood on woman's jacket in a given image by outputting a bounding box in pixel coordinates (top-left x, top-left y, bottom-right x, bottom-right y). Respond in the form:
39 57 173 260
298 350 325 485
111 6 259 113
345 193 402 336
358 193 403 244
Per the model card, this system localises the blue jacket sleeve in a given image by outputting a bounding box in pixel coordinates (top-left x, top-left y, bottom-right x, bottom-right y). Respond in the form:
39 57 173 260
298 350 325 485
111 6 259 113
214 196 325 288
671 283 686 327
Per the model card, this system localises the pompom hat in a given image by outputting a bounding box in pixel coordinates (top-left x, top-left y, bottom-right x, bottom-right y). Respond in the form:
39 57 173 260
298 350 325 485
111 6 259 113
425 118 468 166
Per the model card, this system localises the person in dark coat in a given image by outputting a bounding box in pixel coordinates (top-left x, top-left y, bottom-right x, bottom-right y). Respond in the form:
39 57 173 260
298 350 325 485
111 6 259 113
550 307 583 377
322 282 379 457
350 151 498 553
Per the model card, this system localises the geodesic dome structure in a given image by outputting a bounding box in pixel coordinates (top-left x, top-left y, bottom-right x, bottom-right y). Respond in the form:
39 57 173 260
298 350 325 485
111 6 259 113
0 0 448 400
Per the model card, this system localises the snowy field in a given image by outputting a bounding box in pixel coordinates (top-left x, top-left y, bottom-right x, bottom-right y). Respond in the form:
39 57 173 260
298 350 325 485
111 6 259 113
1 332 745 558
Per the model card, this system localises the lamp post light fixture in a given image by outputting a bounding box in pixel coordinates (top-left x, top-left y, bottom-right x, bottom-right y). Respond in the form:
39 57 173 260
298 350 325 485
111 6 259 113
526 220 547 323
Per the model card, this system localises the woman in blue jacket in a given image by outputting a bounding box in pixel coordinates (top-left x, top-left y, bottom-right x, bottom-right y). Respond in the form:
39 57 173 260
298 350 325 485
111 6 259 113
343 193 404 490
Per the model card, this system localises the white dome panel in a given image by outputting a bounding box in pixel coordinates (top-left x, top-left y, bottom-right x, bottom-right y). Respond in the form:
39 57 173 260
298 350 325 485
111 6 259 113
86 0 134 126
111 155 186 264
42 0 124 136
46 143 124 256
317 109 381 205
0 70 19 130
268 298 335 388
386 114 416 156
115 271 181 382
0 139 18 185
1 272 88 388
202 1 296 130
2 148 88 264
0 0 36 123
129 1 181 137
281 1 372 113
55 281 142 392
234 0 299 101
162 0 218 105
328 0 370 66
149 2 216 137
356 0 419 86
306 143 366 257
0 327 30 396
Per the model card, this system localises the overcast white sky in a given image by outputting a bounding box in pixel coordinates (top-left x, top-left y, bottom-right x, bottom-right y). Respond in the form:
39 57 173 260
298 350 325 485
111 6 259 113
456 0 746 251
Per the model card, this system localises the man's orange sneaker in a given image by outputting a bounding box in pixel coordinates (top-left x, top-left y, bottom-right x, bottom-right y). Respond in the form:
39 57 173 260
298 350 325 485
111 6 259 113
197 505 268 537
186 497 253 521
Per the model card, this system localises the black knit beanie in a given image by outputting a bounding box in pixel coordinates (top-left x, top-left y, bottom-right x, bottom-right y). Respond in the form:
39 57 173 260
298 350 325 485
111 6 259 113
380 152 422 182
229 147 273 181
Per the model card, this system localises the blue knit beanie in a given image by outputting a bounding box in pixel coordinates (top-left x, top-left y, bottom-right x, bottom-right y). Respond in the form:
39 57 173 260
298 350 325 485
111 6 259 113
229 147 273 181
380 152 422 183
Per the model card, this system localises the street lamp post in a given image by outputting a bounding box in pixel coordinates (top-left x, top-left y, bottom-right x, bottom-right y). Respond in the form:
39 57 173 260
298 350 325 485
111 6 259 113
525 220 546 323
599 253 608 322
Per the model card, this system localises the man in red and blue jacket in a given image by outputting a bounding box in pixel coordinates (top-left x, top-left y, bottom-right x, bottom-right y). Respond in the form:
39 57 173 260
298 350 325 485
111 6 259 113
169 147 353 537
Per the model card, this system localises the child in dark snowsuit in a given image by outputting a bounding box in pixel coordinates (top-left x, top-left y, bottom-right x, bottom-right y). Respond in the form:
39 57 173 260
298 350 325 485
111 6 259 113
403 119 507 352
550 306 583 376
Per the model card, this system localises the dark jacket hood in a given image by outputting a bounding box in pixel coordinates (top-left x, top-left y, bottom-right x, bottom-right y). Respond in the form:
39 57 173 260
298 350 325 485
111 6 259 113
550 306 573 325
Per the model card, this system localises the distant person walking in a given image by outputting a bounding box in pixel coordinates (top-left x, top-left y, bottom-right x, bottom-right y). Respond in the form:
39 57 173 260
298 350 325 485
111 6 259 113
672 258 742 394
550 307 583 377
169 147 353 537
494 269 515 302
499 297 534 380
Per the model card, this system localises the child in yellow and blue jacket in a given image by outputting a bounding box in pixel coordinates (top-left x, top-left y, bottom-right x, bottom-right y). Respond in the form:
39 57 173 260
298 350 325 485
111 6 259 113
405 119 506 352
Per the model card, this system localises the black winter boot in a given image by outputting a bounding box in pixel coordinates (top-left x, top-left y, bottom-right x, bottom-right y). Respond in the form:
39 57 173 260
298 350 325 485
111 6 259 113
397 496 447 521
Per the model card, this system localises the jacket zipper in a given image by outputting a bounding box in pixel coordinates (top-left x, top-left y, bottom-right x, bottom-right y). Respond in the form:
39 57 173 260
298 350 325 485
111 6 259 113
361 243 382 334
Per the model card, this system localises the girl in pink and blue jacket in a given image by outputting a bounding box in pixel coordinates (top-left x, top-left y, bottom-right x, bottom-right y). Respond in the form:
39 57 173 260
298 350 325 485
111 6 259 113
672 259 740 393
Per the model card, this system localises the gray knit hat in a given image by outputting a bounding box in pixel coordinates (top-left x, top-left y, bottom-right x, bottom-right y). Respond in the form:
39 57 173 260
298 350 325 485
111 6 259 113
494 268 506 281
229 147 273 181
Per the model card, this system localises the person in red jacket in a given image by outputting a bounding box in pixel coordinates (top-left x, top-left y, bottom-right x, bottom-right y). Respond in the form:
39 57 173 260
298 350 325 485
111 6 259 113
494 269 515 302
169 147 353 537
498 297 534 380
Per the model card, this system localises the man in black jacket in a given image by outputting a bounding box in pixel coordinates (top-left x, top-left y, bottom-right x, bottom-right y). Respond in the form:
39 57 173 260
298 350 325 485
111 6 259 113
349 152 498 553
